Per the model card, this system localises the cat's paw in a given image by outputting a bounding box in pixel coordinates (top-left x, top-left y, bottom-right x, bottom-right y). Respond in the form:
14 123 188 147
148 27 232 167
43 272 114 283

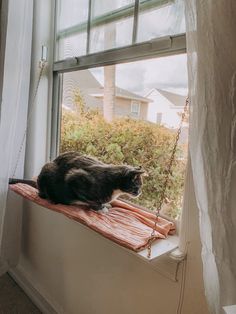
98 204 111 214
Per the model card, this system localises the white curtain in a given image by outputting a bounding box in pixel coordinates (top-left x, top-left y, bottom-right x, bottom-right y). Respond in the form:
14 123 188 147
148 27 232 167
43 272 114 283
185 1 236 313
0 0 33 274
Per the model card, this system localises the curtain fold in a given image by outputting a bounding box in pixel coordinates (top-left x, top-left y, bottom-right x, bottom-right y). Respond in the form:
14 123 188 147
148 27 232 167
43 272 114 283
185 1 236 313
0 0 33 274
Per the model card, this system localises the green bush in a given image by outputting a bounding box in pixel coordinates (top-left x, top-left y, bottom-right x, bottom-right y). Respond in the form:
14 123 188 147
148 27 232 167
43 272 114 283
60 109 186 219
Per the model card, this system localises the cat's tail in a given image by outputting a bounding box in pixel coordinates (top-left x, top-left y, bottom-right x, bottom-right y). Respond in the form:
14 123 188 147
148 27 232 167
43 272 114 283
9 178 38 189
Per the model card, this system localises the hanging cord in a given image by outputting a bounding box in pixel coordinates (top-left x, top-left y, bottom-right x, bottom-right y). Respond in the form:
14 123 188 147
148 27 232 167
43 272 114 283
147 98 189 258
11 59 47 178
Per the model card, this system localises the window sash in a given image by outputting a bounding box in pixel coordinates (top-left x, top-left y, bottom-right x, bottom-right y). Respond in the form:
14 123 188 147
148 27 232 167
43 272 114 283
53 33 186 73
56 0 174 54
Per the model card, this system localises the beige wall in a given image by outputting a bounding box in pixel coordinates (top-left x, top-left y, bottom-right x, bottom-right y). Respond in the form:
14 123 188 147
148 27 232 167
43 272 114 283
114 98 148 120
92 96 149 120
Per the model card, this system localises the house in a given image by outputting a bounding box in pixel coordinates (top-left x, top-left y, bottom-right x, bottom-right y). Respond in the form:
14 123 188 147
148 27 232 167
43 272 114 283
63 70 151 120
146 88 187 128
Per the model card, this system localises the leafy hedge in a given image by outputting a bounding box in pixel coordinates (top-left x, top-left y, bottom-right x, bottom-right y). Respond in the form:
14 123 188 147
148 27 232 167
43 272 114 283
60 109 186 219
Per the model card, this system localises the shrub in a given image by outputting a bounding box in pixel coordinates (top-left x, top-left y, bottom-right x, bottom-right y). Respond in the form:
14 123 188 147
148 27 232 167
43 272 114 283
60 109 186 219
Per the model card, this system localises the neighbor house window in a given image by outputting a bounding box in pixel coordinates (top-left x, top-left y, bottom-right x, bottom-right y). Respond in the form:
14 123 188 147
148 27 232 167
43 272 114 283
52 0 187 219
156 112 162 124
131 101 140 116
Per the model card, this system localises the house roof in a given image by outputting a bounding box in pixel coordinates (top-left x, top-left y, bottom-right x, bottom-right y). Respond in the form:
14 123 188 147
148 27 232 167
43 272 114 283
145 88 187 107
63 70 151 107
155 88 187 107
63 70 102 90
89 86 151 103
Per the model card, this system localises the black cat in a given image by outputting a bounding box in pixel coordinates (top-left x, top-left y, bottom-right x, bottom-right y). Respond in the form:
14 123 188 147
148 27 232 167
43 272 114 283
10 152 145 211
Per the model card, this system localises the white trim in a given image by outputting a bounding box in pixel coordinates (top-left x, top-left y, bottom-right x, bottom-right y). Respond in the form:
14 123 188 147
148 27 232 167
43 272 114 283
53 34 186 72
137 235 179 261
9 266 63 314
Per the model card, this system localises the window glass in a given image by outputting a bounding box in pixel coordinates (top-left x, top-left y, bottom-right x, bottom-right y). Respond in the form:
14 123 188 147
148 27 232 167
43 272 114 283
56 0 89 60
59 54 188 219
137 0 185 42
57 0 89 31
156 112 162 124
57 32 87 60
131 101 140 116
89 0 135 53
91 0 134 17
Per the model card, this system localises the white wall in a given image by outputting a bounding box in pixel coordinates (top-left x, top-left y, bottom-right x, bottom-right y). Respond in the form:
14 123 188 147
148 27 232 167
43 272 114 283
147 89 182 128
11 163 209 314
6 1 209 313
14 178 209 314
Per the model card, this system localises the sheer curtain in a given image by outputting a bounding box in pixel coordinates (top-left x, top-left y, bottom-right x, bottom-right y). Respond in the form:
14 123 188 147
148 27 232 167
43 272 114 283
0 0 33 275
185 1 236 313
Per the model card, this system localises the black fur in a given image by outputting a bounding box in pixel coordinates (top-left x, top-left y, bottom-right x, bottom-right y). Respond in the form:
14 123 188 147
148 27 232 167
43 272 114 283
11 152 144 211
9 178 37 188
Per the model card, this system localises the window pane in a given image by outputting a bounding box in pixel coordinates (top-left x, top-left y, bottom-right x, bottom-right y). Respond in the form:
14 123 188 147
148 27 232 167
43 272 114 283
57 0 89 31
89 18 134 53
56 0 89 60
92 0 134 17
89 0 135 53
131 101 141 116
156 112 162 124
57 32 87 60
137 0 185 42
59 54 188 219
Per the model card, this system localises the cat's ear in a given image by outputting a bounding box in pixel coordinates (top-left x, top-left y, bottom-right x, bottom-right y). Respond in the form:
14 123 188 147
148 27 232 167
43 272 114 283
132 167 148 177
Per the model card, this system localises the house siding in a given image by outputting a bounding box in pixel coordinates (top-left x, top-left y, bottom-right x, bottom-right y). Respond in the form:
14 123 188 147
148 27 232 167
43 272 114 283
114 98 148 120
146 89 185 128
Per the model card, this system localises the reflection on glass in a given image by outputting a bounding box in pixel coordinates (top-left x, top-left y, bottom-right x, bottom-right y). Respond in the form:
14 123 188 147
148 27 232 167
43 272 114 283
57 0 89 31
91 0 135 17
137 0 185 42
57 0 89 59
89 0 135 53
90 18 134 53
55 0 186 60
57 33 87 60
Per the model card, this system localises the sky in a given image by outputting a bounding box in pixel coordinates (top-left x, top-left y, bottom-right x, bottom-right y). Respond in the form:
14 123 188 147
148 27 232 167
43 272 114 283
91 53 188 97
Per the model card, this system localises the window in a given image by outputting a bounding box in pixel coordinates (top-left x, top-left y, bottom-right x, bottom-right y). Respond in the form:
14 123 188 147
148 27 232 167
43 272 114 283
52 0 187 220
156 112 162 124
131 101 140 116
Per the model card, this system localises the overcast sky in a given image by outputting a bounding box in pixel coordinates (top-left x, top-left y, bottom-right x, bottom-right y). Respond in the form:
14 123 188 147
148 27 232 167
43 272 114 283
91 53 188 97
